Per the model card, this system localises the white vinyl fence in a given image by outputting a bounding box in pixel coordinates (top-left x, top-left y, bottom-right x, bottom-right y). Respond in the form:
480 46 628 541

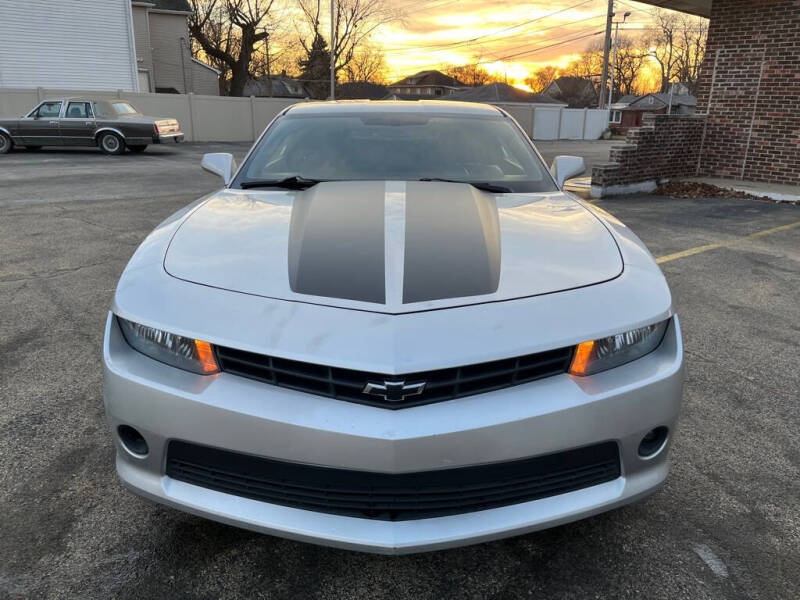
0 88 609 143
492 103 610 140
0 87 302 142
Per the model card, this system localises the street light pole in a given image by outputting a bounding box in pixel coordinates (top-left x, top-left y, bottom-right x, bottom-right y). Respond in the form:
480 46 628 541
329 0 336 100
598 0 614 109
609 11 630 108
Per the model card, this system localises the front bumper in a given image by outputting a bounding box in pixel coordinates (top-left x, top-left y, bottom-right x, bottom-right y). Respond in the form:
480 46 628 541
154 132 184 143
103 314 684 554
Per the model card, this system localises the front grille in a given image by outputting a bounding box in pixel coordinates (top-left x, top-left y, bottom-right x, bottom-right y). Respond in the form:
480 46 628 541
166 441 620 521
214 345 574 409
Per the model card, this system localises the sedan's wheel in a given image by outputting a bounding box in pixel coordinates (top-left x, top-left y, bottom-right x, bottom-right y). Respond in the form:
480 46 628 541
128 145 148 153
0 132 12 154
98 132 125 155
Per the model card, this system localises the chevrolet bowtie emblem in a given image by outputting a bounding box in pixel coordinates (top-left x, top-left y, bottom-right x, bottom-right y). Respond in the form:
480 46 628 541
362 380 426 402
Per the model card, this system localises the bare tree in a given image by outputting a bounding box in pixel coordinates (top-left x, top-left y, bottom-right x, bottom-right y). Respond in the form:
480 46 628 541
442 61 497 87
563 45 604 80
189 0 276 96
647 9 708 93
297 0 397 80
524 66 559 93
612 36 649 98
673 16 708 94
343 42 387 83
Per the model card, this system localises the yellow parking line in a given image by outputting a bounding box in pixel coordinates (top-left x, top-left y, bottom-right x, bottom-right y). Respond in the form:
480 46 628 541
656 219 800 264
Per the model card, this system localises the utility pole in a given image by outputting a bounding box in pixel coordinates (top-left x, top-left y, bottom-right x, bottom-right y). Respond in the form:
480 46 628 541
598 0 614 109
329 0 336 100
609 11 630 107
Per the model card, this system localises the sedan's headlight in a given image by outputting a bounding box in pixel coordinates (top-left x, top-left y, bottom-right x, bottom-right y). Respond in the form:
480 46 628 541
569 319 669 376
117 316 219 374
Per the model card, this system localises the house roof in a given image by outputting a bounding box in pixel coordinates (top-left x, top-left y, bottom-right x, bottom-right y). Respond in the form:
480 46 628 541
390 70 464 88
132 0 192 12
448 82 566 105
615 92 697 109
336 82 388 100
546 76 595 98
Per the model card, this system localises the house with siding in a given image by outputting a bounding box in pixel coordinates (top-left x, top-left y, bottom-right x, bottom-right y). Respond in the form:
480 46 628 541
0 0 139 91
131 0 220 95
610 92 697 134
385 70 465 100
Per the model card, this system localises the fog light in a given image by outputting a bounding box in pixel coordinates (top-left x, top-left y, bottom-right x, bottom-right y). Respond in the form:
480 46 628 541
118 425 149 456
638 426 668 457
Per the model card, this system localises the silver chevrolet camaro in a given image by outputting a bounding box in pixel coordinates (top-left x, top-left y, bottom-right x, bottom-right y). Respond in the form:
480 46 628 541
103 101 684 554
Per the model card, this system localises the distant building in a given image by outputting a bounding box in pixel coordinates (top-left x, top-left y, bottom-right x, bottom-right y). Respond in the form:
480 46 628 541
0 0 139 91
386 70 465 99
610 91 697 134
242 75 310 98
447 82 566 105
336 82 388 100
131 0 220 95
542 77 598 108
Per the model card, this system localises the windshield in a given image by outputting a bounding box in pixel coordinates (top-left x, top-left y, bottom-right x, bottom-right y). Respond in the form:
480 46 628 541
234 112 557 193
112 102 139 115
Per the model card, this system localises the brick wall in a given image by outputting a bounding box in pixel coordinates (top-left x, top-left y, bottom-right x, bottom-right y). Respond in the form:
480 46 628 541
591 114 706 193
695 0 799 185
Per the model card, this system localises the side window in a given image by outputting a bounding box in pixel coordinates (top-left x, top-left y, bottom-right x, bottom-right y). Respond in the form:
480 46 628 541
65 102 92 119
36 102 63 118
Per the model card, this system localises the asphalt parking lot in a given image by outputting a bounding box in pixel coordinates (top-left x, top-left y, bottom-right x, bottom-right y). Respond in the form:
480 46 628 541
1 143 799 599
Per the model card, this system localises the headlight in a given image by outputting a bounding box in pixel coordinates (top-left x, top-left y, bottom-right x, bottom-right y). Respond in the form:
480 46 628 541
117 316 219 374
569 319 669 376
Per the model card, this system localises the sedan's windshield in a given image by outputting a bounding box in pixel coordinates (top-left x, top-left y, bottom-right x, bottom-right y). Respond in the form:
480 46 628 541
234 112 557 193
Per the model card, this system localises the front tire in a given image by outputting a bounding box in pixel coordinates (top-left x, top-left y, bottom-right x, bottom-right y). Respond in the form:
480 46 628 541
98 132 125 155
0 132 12 154
128 145 148 153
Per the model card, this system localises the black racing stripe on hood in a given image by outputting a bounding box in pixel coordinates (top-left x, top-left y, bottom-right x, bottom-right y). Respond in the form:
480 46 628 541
403 182 501 304
288 181 385 304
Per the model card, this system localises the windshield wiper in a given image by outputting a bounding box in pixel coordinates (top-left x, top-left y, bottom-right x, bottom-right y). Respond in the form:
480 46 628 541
418 178 512 193
240 175 325 190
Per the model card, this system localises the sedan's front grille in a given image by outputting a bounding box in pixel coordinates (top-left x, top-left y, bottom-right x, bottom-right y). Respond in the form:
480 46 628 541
214 345 575 409
166 440 620 521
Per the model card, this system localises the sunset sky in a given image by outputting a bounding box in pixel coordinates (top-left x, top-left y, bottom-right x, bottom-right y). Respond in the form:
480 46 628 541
372 0 661 87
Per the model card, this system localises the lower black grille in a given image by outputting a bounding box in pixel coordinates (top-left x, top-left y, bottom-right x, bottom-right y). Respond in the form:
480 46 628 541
166 441 620 521
214 345 574 409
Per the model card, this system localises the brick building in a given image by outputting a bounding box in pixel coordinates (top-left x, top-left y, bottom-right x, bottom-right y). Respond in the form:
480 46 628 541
593 0 799 194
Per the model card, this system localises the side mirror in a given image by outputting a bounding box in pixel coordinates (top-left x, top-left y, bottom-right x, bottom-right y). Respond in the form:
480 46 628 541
550 155 586 189
201 152 236 186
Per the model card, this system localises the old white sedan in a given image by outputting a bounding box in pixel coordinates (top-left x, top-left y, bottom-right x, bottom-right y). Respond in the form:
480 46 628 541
103 101 684 554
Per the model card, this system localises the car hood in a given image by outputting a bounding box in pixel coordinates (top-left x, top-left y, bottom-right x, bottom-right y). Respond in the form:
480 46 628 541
163 181 622 314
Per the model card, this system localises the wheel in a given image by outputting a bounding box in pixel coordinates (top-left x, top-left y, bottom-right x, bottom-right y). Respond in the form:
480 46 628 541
25 145 42 151
0 132 12 154
128 145 148 153
98 132 125 155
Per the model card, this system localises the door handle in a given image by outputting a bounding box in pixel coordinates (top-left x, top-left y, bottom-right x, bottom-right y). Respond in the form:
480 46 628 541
86 121 93 125
48 121 59 125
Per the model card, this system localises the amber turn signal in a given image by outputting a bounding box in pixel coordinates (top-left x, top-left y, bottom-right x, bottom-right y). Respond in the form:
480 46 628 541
194 340 220 374
569 340 595 376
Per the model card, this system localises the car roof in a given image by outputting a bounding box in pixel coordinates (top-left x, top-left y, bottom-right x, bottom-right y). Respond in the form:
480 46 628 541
41 97 125 103
284 100 503 117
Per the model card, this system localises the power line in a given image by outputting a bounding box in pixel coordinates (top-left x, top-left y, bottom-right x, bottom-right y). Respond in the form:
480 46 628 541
478 29 604 63
383 27 604 80
380 0 596 54
382 11 607 53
